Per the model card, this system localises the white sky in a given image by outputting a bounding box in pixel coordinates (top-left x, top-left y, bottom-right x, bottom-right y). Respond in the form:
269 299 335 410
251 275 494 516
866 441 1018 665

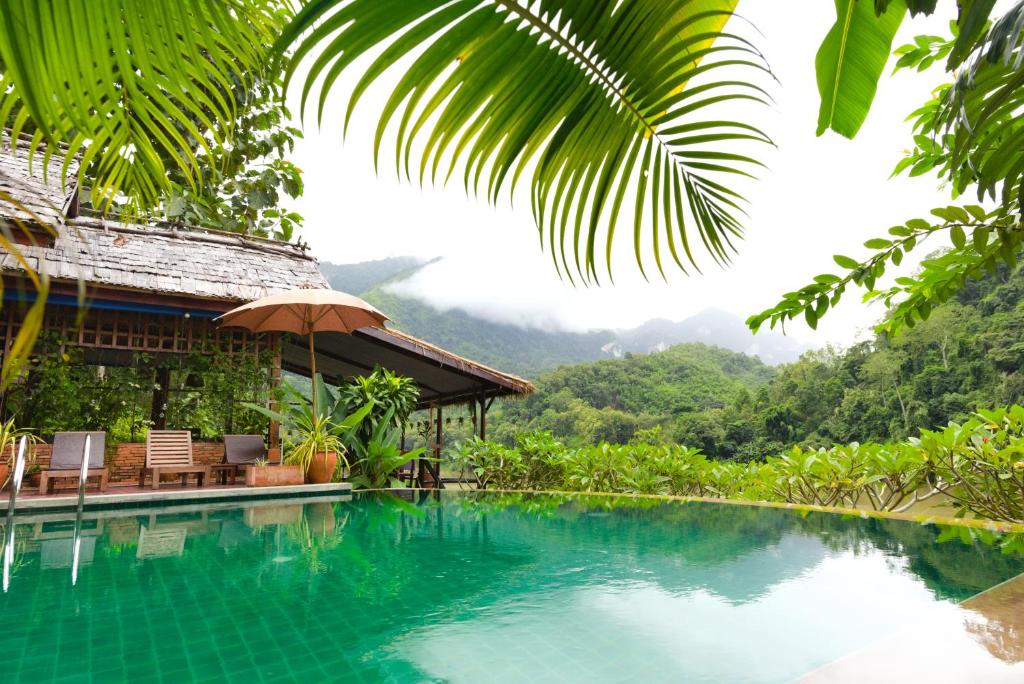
289 3 955 347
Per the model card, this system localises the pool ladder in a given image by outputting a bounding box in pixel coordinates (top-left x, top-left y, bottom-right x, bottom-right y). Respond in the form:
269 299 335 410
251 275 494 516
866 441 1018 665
3 435 29 591
3 435 92 590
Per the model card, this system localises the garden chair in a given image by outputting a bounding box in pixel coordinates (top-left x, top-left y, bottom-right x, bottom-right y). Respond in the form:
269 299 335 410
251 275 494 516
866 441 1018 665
221 434 271 485
38 431 108 494
139 430 209 489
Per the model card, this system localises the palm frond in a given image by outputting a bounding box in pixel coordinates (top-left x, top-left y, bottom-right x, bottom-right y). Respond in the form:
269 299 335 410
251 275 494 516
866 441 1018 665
281 0 772 282
0 185 52 389
0 1 290 217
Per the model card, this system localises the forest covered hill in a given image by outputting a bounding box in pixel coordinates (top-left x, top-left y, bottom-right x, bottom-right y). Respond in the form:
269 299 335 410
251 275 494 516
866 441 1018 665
321 258 805 375
321 254 1024 459
495 256 1024 459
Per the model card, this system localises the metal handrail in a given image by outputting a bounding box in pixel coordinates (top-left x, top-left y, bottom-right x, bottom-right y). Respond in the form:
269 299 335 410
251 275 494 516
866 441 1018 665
3 436 29 592
71 434 91 585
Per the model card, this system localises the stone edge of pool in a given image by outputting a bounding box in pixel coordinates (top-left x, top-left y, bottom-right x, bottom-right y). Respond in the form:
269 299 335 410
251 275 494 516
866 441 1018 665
379 488 1024 533
1 482 353 514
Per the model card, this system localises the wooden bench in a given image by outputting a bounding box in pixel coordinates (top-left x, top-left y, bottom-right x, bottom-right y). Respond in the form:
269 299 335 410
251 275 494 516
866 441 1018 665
139 430 209 490
39 431 109 495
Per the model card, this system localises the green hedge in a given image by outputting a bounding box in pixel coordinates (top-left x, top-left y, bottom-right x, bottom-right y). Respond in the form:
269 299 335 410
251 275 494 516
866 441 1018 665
452 406 1024 523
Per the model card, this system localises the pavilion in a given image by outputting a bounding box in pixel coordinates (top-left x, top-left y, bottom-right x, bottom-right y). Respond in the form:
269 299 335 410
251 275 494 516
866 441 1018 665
0 135 532 487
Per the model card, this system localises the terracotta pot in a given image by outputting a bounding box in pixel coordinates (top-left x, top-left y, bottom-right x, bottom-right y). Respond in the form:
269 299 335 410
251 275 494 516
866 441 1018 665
305 451 338 484
0 463 8 490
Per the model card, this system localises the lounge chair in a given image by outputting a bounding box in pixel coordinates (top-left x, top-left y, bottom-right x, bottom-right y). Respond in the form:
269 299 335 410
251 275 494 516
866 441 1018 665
139 430 209 489
221 434 273 484
38 431 108 494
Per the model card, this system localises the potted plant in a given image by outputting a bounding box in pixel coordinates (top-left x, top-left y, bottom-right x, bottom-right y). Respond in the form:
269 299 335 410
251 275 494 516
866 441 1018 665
291 413 347 484
0 418 39 490
244 374 372 485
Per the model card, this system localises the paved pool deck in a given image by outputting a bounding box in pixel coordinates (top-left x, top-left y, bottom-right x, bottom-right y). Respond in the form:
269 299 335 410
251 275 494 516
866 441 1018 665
799 571 1024 682
0 481 352 513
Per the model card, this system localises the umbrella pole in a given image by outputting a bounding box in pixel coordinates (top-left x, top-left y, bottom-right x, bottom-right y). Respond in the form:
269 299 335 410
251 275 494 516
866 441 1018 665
309 332 317 420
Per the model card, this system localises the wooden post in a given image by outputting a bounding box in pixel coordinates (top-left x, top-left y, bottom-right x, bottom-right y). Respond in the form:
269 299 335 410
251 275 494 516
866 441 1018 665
268 334 282 451
479 396 487 441
150 366 171 430
435 403 443 488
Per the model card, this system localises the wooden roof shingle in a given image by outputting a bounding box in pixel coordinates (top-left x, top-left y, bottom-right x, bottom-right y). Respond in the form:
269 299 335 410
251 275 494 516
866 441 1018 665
0 135 327 302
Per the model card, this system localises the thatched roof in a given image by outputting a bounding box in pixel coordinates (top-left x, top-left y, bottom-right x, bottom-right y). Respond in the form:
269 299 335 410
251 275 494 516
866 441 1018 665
0 131 533 402
0 134 326 303
6 216 328 302
0 135 79 227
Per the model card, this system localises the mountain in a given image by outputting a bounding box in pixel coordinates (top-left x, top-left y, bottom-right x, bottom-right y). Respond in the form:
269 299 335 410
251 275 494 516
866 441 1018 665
611 309 804 365
493 342 776 444
321 257 807 376
318 256 424 297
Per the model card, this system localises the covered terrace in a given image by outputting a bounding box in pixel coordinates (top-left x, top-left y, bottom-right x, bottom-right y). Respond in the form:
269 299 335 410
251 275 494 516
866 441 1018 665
0 135 532 496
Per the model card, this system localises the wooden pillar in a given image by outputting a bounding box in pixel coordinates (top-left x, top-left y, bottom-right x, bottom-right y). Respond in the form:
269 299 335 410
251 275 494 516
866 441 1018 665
150 366 171 430
268 334 282 452
434 403 443 488
478 396 487 441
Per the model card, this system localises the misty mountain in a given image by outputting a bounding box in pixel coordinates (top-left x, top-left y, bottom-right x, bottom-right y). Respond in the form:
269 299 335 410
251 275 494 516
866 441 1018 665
321 258 807 377
318 256 424 297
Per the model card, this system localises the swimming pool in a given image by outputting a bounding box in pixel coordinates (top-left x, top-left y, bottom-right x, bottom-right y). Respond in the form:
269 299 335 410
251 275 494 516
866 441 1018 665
1 491 1022 682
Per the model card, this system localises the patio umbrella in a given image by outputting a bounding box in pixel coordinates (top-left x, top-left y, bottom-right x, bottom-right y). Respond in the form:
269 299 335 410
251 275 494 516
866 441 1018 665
216 288 388 418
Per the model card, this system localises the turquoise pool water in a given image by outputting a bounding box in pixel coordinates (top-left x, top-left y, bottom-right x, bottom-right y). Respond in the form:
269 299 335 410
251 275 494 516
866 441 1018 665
1 491 1022 683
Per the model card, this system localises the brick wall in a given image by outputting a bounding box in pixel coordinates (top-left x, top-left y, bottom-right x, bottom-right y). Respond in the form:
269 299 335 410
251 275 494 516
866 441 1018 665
31 441 226 485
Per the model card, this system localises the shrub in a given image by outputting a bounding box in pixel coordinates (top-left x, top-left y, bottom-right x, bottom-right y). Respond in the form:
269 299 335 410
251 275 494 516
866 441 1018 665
914 406 1024 523
453 405 1024 523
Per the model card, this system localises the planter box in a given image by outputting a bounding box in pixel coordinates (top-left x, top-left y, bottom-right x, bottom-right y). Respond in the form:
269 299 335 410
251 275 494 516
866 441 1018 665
245 464 303 487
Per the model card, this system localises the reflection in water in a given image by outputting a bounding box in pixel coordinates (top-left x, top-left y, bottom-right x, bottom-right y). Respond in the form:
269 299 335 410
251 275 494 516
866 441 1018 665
0 492 1021 683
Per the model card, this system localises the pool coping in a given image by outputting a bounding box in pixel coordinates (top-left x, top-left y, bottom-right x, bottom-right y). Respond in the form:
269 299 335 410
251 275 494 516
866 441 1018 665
0 482 353 514
400 488 1024 533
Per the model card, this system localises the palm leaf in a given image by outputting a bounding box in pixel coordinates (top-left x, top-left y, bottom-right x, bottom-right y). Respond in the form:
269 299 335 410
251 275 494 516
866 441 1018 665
0 1 289 217
281 0 772 281
816 0 906 138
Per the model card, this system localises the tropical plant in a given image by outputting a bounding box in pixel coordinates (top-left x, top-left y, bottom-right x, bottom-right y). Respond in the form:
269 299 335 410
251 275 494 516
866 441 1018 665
348 408 427 490
455 404 1024 523
337 367 419 444
0 2 771 283
285 413 349 474
0 418 39 488
243 373 373 475
914 406 1024 524
0 2 291 218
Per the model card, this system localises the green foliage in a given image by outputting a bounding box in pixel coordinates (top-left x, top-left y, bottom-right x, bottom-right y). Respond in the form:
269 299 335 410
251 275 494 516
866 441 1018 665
913 406 1024 523
461 404 1024 522
494 343 774 446
747 204 1007 336
348 408 426 490
281 0 771 280
0 417 40 487
139 77 305 241
6 336 275 442
0 1 291 218
243 373 374 476
816 0 907 138
786 3 1024 333
337 366 419 445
